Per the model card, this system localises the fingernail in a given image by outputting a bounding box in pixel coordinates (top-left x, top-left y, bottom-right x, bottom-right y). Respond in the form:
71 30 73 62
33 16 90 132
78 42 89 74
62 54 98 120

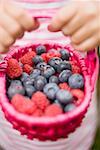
48 25 59 32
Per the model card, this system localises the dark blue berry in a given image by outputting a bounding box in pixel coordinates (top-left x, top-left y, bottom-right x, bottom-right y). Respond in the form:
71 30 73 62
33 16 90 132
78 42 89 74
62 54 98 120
11 80 22 86
23 77 34 86
43 83 59 100
48 57 62 70
25 85 36 98
54 99 62 107
34 75 47 91
64 103 76 112
19 62 24 68
68 74 84 89
33 55 43 65
49 75 59 84
30 69 41 79
20 72 29 82
59 49 70 60
36 45 46 55
36 62 47 71
8 83 25 99
56 89 73 104
57 61 72 73
41 65 55 78
59 70 72 82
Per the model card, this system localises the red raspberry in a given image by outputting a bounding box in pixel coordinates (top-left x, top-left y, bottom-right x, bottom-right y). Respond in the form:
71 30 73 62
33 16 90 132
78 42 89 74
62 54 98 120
41 53 48 63
23 64 33 74
11 94 37 115
45 104 63 117
71 89 84 105
20 51 36 66
32 92 50 110
46 50 61 61
7 58 22 79
59 83 71 91
32 109 43 117
70 61 81 73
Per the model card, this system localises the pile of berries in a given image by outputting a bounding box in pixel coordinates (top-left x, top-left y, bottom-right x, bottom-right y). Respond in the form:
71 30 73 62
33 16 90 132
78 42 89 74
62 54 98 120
6 45 84 117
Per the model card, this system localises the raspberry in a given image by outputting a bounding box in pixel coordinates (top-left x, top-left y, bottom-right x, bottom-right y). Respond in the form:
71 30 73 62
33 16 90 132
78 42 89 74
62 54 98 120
20 51 36 66
41 53 47 63
7 58 22 79
59 83 71 91
70 61 81 73
32 92 50 110
11 94 37 115
71 89 84 105
23 64 33 74
46 50 61 61
45 104 63 117
32 109 43 117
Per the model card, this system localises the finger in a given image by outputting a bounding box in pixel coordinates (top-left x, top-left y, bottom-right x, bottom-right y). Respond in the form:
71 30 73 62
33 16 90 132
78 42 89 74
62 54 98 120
72 36 99 51
0 27 15 47
71 21 98 44
48 2 77 32
0 44 8 53
5 2 39 31
0 11 24 38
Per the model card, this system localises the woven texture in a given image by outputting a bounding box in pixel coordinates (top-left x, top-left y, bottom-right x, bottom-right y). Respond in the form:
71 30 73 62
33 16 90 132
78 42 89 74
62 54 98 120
0 42 98 141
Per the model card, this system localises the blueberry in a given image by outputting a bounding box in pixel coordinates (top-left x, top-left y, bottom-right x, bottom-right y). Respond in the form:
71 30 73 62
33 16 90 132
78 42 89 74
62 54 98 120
57 61 72 73
36 45 46 55
54 99 62 107
20 72 29 82
33 55 43 65
8 84 25 99
36 62 47 70
43 83 59 100
19 62 24 68
34 75 47 91
23 77 34 86
59 70 72 82
41 65 55 78
64 103 76 112
49 75 59 84
11 80 22 86
68 74 84 89
56 89 73 104
30 69 41 79
25 85 36 98
59 49 70 60
48 57 62 70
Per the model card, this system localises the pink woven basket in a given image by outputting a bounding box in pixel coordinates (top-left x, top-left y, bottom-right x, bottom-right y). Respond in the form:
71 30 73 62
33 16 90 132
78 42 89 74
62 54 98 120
0 15 99 141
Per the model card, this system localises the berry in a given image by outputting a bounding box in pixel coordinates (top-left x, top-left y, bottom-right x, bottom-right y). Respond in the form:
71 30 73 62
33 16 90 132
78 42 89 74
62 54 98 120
45 104 63 117
25 85 36 98
57 61 72 73
59 70 72 82
36 45 46 55
20 51 36 66
33 55 44 65
8 82 25 99
68 74 84 89
59 49 70 60
48 57 62 70
43 83 59 100
41 65 55 78
11 80 22 86
32 92 50 110
59 83 71 91
49 75 59 84
7 58 22 79
30 69 41 79
46 49 61 61
36 62 47 70
32 109 43 117
23 64 33 74
20 72 29 82
23 77 34 86
64 103 76 112
70 61 81 73
11 94 37 115
41 53 47 62
34 75 47 91
56 89 73 104
54 100 62 107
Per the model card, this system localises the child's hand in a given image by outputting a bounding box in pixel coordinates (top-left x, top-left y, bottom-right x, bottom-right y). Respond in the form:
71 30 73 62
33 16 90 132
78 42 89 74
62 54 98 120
0 0 38 53
49 1 100 51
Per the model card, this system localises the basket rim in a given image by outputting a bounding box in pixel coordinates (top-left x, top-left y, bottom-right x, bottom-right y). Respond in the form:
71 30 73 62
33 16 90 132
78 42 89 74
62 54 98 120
0 42 92 126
